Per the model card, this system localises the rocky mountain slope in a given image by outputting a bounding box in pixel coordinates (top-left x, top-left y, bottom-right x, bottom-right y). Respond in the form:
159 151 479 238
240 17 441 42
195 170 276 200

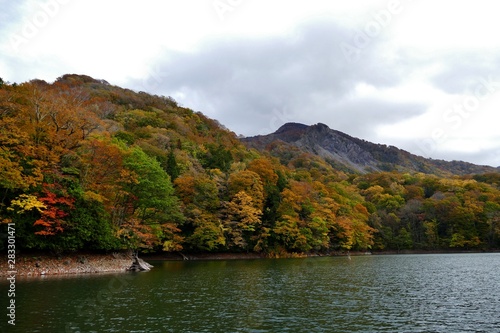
242 122 498 175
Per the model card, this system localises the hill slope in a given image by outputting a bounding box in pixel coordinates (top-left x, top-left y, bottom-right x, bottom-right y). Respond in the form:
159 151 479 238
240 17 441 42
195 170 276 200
1 75 499 255
242 122 498 175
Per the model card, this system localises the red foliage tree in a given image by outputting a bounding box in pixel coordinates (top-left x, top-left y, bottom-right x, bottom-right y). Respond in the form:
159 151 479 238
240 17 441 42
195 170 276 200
33 184 75 235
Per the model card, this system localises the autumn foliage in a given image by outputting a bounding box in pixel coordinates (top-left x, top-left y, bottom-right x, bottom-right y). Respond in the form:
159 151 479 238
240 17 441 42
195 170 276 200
0 75 499 254
33 184 75 236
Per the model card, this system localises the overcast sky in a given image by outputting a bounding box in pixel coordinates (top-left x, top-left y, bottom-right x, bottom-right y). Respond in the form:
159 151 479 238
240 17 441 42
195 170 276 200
2 0 500 167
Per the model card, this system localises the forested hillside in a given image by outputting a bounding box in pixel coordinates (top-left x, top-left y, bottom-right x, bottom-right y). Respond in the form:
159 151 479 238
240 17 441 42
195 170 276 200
1 75 499 255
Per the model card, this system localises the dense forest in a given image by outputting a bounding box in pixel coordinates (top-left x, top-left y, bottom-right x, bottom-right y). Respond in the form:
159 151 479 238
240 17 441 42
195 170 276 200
1 75 499 255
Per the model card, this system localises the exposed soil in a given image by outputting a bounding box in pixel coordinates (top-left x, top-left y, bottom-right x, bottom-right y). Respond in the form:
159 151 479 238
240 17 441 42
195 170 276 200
0 252 132 277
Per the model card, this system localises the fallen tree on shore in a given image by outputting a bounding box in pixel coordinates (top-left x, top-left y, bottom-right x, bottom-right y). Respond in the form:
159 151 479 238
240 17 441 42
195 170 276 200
127 252 154 272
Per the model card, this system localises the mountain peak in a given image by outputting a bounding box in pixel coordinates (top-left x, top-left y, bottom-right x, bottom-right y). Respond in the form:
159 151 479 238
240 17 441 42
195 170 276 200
311 122 330 130
274 122 334 135
243 122 498 175
274 122 309 134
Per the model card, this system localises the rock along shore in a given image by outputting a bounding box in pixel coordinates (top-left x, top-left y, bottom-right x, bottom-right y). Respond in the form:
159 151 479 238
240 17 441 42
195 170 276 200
0 253 132 277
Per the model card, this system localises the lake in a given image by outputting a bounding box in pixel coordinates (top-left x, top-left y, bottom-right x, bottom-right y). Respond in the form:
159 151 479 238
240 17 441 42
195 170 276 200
1 253 499 333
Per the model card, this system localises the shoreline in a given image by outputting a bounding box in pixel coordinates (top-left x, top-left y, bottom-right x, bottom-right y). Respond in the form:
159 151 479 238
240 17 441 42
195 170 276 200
142 249 499 261
2 249 498 277
0 252 132 277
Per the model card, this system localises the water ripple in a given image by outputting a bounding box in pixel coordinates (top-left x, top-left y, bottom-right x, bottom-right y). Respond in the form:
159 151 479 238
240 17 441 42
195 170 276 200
2 253 499 333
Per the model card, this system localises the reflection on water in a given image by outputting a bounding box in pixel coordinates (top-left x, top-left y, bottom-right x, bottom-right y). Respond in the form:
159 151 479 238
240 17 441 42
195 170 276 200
1 253 499 333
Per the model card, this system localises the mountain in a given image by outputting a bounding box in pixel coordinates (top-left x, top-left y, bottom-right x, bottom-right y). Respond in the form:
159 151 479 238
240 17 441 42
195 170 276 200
242 122 498 176
2 74 500 256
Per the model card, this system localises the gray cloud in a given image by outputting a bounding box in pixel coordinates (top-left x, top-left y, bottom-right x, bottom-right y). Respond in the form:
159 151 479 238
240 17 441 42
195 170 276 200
388 133 500 167
427 51 500 94
305 98 427 141
122 18 500 167
130 19 421 137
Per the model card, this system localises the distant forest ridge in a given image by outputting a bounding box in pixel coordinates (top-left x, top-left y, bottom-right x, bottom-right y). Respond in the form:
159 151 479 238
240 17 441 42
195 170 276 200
0 74 499 255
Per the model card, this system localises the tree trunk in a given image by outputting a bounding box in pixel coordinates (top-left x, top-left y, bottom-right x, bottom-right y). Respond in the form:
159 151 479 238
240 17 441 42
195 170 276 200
127 251 153 272
178 252 189 260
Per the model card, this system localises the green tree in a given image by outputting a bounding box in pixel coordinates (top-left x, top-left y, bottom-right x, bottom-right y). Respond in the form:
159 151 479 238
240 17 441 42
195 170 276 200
200 144 233 172
395 227 413 250
121 147 184 250
123 147 180 221
164 149 180 181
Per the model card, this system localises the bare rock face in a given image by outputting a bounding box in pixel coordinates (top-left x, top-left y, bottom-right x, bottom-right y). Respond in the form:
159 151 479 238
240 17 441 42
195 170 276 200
242 122 498 175
296 124 379 173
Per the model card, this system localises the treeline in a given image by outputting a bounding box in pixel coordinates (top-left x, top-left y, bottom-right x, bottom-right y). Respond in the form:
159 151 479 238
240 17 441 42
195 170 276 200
0 75 499 255
355 172 500 250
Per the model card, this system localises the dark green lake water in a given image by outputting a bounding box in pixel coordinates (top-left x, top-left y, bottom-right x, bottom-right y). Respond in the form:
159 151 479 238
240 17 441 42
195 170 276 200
1 253 499 333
